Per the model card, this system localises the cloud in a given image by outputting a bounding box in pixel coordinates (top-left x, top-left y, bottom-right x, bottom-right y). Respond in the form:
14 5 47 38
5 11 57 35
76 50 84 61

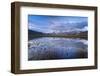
28 15 88 33
28 22 43 32
65 26 88 32
80 26 88 31
48 21 88 33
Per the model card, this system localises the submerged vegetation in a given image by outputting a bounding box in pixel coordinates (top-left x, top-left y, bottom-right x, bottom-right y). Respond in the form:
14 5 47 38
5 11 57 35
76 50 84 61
28 37 88 60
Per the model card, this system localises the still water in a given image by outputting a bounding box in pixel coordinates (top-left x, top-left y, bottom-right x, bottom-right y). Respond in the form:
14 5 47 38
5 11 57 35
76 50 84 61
28 37 88 60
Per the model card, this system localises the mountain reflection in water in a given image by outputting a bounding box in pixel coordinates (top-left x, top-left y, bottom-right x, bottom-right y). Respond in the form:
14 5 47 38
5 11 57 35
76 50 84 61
28 37 88 60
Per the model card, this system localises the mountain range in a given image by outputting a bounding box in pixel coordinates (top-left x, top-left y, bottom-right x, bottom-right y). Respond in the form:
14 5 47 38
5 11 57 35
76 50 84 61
28 29 87 40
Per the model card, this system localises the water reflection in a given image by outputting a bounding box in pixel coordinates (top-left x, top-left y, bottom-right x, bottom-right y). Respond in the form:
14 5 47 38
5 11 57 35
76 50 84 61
28 37 88 60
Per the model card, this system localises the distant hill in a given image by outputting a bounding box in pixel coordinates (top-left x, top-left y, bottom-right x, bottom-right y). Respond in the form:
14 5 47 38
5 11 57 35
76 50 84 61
78 31 88 36
28 30 88 40
45 31 88 39
28 30 44 35
47 31 87 36
28 30 44 40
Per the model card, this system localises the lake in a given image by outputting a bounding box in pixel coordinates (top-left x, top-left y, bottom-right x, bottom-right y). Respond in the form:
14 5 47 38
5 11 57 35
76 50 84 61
28 37 88 60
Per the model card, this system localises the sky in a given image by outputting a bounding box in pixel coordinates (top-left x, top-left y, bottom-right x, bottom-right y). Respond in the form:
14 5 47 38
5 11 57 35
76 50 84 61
28 15 88 33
